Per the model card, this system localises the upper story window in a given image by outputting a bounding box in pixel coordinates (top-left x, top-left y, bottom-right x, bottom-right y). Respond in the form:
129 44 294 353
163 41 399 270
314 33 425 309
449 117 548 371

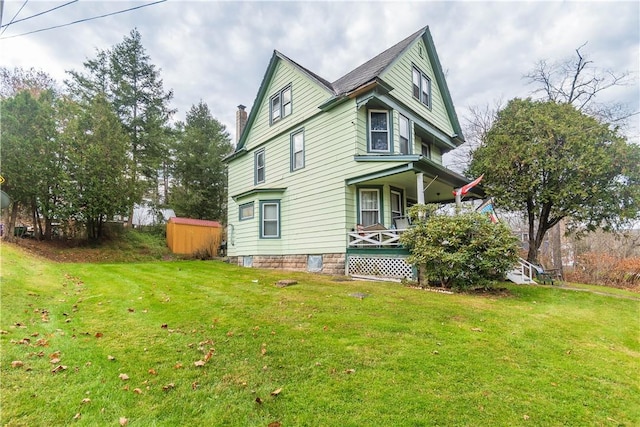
399 114 410 155
290 129 305 171
412 66 431 108
270 85 292 124
369 110 390 152
421 141 431 159
255 149 265 184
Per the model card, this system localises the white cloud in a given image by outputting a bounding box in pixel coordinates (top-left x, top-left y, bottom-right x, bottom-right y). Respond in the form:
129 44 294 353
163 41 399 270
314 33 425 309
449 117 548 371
1 0 637 144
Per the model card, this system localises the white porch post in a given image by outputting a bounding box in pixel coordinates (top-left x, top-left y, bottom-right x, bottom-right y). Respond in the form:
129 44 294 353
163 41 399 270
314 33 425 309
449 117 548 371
417 172 425 204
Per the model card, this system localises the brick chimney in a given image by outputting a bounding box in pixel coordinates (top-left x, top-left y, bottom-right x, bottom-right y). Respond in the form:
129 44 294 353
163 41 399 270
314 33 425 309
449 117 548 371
236 105 248 144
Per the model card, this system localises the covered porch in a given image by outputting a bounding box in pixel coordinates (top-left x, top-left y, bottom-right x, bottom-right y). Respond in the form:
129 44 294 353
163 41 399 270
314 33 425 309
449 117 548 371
345 155 484 246
344 155 484 280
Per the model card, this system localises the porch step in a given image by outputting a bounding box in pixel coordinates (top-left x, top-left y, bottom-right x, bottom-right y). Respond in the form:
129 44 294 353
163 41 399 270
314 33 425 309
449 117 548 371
506 269 535 284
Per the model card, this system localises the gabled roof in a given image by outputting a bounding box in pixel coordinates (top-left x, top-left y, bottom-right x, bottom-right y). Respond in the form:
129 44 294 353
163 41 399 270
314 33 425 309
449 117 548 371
230 25 464 154
331 26 426 95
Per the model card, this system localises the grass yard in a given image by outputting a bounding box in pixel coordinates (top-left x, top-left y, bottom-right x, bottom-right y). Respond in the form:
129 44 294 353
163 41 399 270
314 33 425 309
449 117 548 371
1 242 639 426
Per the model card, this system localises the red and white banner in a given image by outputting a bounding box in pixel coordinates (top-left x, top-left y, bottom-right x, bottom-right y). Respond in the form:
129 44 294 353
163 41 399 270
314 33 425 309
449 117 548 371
453 174 484 197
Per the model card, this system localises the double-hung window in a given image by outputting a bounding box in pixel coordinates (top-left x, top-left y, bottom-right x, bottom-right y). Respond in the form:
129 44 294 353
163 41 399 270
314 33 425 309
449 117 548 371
399 114 410 155
260 200 280 238
255 149 265 184
359 188 380 226
270 85 292 124
290 129 304 171
412 66 431 107
369 110 390 152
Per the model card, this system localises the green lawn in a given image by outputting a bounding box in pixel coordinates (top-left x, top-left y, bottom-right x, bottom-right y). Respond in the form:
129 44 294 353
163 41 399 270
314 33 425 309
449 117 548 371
1 243 638 426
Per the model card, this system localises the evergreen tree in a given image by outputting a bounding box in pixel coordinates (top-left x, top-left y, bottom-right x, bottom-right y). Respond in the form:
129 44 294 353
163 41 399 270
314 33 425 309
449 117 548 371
171 101 232 220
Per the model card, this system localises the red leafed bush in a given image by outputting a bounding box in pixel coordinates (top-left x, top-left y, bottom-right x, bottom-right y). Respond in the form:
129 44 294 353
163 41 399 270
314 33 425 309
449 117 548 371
567 252 640 291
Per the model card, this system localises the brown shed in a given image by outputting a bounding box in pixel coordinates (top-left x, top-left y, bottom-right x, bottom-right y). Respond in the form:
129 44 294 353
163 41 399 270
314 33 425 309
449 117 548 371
166 217 223 256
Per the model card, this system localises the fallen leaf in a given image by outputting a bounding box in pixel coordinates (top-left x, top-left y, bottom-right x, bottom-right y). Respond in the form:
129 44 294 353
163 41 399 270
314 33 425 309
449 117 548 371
191 381 199 390
11 361 24 368
204 349 214 362
194 360 206 367
344 369 355 374
49 351 61 359
108 355 116 361
161 324 168 329
127 308 135 313
133 388 142 394
174 362 183 369
148 369 157 375
119 417 128 426
119 373 129 381
268 422 282 427
95 332 103 338
51 365 67 374
255 397 263 404
35 339 48 346
270 388 282 396
50 358 61 364
162 383 175 391
523 414 530 420
81 398 91 404
471 327 483 332
31 332 40 337
73 413 81 420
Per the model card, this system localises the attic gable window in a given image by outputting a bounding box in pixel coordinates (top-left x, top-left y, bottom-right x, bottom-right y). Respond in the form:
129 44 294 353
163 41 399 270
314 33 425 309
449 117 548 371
368 110 390 152
412 66 431 108
270 85 292 124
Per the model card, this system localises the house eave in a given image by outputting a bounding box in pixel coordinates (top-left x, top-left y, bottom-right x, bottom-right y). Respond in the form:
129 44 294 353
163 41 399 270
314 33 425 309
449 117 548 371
232 187 287 202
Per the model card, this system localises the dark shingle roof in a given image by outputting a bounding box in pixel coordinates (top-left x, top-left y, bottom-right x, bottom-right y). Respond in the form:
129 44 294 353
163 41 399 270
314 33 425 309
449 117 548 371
331 26 427 95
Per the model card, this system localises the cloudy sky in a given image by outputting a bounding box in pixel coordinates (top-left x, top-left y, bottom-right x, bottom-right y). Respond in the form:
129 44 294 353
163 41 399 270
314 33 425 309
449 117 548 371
1 0 638 163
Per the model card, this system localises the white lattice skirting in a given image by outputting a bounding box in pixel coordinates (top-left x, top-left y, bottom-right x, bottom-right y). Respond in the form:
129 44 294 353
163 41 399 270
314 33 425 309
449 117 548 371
346 255 414 280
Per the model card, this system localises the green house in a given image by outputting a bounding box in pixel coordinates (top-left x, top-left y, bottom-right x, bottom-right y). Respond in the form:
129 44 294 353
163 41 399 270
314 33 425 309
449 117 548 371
225 26 483 280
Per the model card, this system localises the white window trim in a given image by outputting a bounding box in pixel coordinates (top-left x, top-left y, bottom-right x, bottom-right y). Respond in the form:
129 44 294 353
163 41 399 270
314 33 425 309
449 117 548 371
412 65 431 108
290 129 305 171
270 85 292 125
359 188 381 226
260 200 280 239
368 110 390 153
255 149 265 184
399 114 410 155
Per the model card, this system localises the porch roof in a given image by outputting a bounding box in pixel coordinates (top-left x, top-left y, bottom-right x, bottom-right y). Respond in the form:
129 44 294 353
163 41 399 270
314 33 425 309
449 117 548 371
347 155 484 203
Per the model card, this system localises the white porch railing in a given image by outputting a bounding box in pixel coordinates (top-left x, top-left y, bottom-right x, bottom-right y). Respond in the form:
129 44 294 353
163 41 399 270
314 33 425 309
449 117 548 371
347 229 408 247
506 257 536 284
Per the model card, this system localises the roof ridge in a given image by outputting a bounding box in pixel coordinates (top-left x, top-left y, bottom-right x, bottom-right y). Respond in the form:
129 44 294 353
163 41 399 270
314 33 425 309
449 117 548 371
331 26 428 95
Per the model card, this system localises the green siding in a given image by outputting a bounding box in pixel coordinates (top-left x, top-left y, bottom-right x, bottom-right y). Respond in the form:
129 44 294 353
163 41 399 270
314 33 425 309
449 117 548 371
380 38 455 136
242 59 333 152
228 36 463 259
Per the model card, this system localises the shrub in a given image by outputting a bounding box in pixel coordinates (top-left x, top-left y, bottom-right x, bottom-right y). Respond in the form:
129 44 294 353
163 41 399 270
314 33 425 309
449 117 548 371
567 252 640 290
400 204 519 290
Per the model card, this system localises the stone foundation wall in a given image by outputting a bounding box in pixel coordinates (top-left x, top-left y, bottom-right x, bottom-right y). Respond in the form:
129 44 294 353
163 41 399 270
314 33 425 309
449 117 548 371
228 254 345 276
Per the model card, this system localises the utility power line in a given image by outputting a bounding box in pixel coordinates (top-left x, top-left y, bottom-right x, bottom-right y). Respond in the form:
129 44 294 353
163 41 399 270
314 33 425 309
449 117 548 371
0 0 28 37
0 0 78 28
0 0 166 40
